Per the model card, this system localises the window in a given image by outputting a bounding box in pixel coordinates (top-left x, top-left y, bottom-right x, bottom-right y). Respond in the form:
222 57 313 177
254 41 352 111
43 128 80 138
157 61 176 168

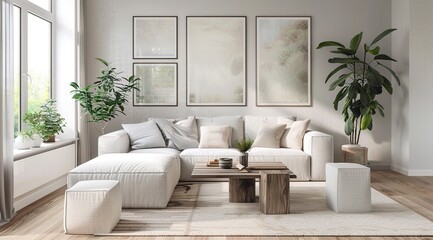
13 0 53 135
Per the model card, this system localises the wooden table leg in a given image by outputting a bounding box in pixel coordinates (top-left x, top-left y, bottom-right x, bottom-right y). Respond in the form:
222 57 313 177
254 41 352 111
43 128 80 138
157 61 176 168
229 178 256 203
260 170 290 214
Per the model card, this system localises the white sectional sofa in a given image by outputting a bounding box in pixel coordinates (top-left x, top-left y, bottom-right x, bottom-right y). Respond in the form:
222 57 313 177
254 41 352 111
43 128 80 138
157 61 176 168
97 115 334 181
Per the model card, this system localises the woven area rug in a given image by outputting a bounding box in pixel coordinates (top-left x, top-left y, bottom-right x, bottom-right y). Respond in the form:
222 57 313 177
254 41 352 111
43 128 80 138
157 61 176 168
104 182 433 236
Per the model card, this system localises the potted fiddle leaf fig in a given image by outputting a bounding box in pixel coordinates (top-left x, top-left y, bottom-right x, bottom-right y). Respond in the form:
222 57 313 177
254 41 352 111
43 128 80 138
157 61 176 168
70 58 140 134
236 138 253 167
317 29 400 165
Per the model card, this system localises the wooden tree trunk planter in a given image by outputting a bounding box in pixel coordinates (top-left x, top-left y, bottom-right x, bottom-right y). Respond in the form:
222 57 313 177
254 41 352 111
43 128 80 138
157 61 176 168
342 144 368 165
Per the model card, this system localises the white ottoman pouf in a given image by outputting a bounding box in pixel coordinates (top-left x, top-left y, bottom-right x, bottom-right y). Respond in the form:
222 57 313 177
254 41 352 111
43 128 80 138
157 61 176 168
67 153 180 208
326 163 371 213
64 180 121 234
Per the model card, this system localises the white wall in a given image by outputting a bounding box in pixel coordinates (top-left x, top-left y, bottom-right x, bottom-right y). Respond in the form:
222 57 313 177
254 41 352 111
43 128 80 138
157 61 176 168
409 0 433 175
84 0 393 164
391 0 433 176
391 0 410 173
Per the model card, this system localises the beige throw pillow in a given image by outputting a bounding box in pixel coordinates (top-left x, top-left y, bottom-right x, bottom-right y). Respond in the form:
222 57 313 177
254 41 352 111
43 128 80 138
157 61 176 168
252 123 286 148
281 119 311 149
198 126 231 148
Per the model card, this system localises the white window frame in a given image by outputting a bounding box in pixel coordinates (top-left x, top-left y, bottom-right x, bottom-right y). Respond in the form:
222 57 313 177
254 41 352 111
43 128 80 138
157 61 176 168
12 0 55 130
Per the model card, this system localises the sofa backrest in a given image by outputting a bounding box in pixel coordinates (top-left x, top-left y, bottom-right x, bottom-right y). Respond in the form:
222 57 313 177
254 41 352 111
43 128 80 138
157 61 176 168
196 116 244 147
244 115 297 140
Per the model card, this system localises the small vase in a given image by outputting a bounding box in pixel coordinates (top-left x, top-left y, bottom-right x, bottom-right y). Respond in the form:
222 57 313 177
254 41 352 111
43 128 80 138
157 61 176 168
44 136 56 143
31 134 42 148
14 136 33 150
240 153 249 167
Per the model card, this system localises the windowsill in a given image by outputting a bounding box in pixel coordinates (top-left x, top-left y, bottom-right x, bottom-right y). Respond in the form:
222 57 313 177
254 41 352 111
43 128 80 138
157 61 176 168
13 139 76 162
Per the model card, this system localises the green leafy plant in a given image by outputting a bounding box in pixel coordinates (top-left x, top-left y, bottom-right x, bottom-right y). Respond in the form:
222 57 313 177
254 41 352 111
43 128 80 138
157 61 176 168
317 29 400 144
17 129 35 140
70 58 140 134
236 138 253 153
23 99 66 142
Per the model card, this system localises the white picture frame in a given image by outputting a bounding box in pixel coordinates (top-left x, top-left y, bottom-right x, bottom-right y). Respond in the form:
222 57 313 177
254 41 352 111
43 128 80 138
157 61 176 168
186 16 247 106
256 16 311 106
133 63 178 106
133 16 178 59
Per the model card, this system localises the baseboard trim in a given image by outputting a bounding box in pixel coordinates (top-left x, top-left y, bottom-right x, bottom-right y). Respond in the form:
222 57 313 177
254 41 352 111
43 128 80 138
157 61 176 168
407 170 433 176
391 164 409 175
14 175 66 211
369 163 391 170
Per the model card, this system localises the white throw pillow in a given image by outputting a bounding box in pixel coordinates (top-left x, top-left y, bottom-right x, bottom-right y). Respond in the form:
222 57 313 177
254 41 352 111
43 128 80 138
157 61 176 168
278 117 296 147
252 123 286 148
198 126 231 148
281 119 311 149
122 120 166 149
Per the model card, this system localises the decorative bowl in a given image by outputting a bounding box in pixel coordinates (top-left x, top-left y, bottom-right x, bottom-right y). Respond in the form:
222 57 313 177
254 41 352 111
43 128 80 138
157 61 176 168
219 158 233 169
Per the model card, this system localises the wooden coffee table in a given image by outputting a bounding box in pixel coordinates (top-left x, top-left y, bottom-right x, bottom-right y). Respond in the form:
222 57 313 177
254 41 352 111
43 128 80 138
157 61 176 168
191 162 296 214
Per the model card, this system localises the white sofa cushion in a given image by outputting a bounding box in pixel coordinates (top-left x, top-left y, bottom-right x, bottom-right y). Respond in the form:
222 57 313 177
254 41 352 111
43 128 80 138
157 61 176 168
248 147 311 180
122 120 166 149
281 119 311 149
130 148 181 156
198 125 231 148
196 116 243 147
67 153 180 208
179 148 242 181
251 123 286 148
153 117 199 150
245 115 296 139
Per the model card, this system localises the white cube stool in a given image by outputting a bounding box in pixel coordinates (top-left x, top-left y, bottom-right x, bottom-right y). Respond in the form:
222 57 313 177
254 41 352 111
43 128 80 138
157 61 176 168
64 180 121 234
326 163 371 213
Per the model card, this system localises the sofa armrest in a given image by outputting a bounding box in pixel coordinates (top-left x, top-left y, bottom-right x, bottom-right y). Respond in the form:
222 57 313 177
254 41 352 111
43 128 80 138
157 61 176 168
303 130 334 180
98 130 130 155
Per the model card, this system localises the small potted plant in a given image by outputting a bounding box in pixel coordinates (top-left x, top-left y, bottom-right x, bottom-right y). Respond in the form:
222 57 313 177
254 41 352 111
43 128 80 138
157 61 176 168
23 99 66 142
236 138 253 167
14 130 35 150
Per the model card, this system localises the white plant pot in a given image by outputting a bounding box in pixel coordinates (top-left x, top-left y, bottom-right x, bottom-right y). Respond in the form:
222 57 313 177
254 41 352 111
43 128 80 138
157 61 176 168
341 144 368 165
14 135 33 150
31 134 42 148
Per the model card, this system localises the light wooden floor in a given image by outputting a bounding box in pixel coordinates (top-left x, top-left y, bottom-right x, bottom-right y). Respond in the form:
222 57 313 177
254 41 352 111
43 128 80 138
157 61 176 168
1 171 433 240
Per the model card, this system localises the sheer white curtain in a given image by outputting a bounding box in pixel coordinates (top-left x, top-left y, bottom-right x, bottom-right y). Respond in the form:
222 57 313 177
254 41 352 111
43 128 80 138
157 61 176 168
77 0 90 164
0 0 15 225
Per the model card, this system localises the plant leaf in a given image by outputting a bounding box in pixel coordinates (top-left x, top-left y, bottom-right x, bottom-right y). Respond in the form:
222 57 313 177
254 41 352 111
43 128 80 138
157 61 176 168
371 28 397 46
374 54 397 62
95 58 109 66
377 62 401 85
367 46 380 55
329 73 351 91
344 117 354 135
325 64 347 83
328 58 360 64
382 76 393 94
360 87 372 107
317 41 345 49
333 87 348 110
361 113 372 130
350 32 363 51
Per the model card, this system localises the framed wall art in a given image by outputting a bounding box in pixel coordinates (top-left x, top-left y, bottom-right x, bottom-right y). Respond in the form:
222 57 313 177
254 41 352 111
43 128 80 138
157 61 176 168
133 63 178 106
256 16 311 106
186 16 247 106
133 16 178 59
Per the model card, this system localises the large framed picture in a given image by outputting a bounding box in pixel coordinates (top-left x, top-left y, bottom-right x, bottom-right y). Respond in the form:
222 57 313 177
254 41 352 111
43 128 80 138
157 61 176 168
133 63 178 106
186 16 247 106
133 16 178 59
256 16 311 106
